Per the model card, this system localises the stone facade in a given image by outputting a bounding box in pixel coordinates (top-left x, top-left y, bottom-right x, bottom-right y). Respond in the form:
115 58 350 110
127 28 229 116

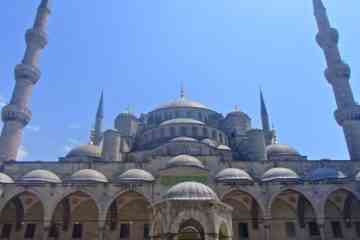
0 0 360 240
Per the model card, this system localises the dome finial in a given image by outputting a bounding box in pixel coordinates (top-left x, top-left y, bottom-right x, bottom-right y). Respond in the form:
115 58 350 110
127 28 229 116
234 105 240 112
180 82 185 98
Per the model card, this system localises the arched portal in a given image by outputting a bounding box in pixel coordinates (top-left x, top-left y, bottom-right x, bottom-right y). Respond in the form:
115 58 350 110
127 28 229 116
51 191 99 240
0 191 44 240
324 189 360 239
177 219 205 240
222 190 263 240
105 191 151 240
270 190 316 240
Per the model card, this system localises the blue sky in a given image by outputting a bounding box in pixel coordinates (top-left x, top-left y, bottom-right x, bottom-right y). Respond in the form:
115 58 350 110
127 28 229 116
0 1 359 161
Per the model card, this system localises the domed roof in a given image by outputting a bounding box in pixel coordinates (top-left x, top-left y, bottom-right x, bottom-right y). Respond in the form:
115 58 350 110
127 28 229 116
201 138 218 148
227 110 251 119
116 169 155 183
164 182 218 200
217 145 231 151
0 173 14 184
66 144 102 158
171 137 198 142
160 118 205 126
262 167 300 183
215 168 253 184
167 155 204 169
266 144 300 157
308 167 347 182
69 169 108 183
20 169 61 183
155 96 209 111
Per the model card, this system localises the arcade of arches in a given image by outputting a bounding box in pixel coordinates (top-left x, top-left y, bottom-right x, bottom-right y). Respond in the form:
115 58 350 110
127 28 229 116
0 187 359 240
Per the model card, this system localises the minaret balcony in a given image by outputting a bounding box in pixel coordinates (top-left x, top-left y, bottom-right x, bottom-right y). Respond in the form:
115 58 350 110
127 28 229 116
1 104 32 126
15 64 41 85
25 29 48 49
334 105 360 125
316 28 339 49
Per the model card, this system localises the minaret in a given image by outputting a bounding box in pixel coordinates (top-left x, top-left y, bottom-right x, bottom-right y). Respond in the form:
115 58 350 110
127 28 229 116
90 92 104 146
260 90 270 132
313 0 360 160
0 0 51 163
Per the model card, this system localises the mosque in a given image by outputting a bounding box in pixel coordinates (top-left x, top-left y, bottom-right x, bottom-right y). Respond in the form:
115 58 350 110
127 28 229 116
0 0 360 239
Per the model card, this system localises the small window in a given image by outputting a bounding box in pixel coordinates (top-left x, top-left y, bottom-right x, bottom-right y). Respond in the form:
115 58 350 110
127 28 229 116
120 223 130 239
219 134 224 144
331 221 343 238
198 112 203 121
144 224 150 239
1 224 12 238
212 130 217 139
186 111 192 118
192 127 198 137
72 224 82 239
49 224 59 238
355 222 360 237
160 128 165 138
24 224 36 239
308 222 320 236
181 127 187 136
203 128 208 137
170 127 176 137
175 111 180 118
238 223 249 238
285 222 296 238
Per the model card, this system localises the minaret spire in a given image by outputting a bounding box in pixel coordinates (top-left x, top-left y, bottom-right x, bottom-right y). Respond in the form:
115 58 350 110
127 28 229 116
91 91 104 146
260 89 270 132
180 82 185 98
313 0 360 160
0 0 51 162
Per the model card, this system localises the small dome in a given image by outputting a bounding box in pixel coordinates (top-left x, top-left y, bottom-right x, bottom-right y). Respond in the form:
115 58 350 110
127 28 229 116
0 173 14 184
155 97 209 111
66 144 102 158
116 169 155 183
164 182 218 200
167 155 204 169
262 167 300 183
20 169 61 183
69 169 108 183
217 145 231 151
266 144 300 157
171 137 198 142
308 167 347 182
227 110 250 119
215 168 253 184
160 118 205 126
201 138 218 148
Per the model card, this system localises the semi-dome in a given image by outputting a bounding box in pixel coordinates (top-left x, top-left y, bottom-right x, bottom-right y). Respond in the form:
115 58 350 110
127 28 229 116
20 169 61 183
66 144 102 158
164 182 218 200
217 145 231 151
69 169 108 183
171 137 198 142
262 167 301 183
155 96 209 111
201 138 218 148
116 169 155 183
0 173 14 184
266 144 300 157
167 155 205 169
215 168 253 184
308 167 347 182
160 118 205 126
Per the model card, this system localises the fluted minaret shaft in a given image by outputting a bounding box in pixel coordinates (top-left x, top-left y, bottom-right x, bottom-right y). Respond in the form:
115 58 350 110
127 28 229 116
313 0 360 160
91 92 104 146
0 0 51 162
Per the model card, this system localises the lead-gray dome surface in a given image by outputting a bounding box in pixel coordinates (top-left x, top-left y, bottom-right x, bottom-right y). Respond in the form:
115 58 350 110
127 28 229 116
160 118 205 126
155 97 209 111
66 144 102 158
167 155 205 169
266 144 300 157
20 169 61 183
262 167 300 182
0 173 14 184
69 169 108 183
116 169 155 183
171 137 198 142
164 181 218 200
215 168 253 184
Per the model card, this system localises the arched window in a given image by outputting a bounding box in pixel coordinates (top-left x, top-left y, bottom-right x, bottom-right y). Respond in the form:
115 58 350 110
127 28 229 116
198 112 203 121
181 126 187 136
175 111 180 118
170 127 176 137
219 133 224 144
186 111 192 118
203 128 209 137
160 128 165 138
192 127 198 137
212 130 217 139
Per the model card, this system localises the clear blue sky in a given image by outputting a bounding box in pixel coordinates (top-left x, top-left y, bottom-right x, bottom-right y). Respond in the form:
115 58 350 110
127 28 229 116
0 1 359 161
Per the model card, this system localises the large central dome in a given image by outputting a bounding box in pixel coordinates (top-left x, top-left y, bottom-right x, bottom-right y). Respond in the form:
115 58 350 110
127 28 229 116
155 96 209 111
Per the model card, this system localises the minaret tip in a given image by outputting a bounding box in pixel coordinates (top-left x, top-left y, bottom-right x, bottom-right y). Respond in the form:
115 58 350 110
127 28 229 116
180 82 185 98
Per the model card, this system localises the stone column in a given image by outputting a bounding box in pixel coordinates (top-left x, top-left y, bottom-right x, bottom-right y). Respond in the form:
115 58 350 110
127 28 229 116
0 0 51 163
42 224 50 240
